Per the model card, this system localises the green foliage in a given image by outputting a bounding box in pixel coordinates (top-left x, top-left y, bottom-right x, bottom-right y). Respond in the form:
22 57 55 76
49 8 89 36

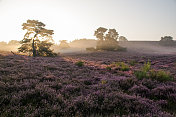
129 60 137 66
142 61 151 72
75 61 84 67
134 61 173 82
18 20 56 57
106 66 112 70
134 61 151 80
115 62 130 71
150 70 173 82
134 70 148 80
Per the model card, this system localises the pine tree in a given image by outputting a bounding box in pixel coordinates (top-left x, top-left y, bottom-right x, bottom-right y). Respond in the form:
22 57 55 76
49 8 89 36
18 20 56 57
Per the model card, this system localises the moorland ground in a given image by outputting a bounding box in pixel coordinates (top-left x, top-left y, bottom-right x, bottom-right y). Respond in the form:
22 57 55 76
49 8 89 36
0 50 176 116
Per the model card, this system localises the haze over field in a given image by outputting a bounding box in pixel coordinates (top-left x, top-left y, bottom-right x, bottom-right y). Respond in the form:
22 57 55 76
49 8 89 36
0 0 176 43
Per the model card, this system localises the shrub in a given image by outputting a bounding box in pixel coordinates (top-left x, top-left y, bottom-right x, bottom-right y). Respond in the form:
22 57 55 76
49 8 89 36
134 70 148 80
150 69 173 82
115 62 130 71
119 78 136 91
134 61 173 82
142 61 151 72
129 60 137 66
134 61 150 80
75 61 84 67
106 66 112 70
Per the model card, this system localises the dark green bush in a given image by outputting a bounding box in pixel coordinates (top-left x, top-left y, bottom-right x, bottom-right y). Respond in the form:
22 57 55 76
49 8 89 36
106 66 112 70
75 61 84 67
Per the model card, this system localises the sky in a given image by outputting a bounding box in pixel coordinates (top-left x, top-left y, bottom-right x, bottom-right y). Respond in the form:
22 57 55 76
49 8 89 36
0 0 176 43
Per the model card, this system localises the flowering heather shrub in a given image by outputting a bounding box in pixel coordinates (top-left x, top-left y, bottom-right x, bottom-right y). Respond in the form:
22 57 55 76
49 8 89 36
0 52 176 116
118 78 136 91
141 78 158 89
129 84 150 97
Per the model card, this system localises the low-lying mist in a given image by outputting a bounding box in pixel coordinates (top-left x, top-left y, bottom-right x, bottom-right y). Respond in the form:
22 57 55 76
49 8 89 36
119 41 176 55
0 41 176 55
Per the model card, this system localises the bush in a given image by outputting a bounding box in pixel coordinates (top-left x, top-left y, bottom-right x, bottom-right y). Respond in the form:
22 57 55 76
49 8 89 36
129 60 137 66
106 66 112 70
142 61 151 72
134 61 173 82
75 61 84 67
115 62 130 71
134 61 151 79
150 70 174 82
134 70 148 80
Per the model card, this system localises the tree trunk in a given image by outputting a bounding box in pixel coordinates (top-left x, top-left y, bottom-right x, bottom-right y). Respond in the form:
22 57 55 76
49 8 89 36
32 39 36 57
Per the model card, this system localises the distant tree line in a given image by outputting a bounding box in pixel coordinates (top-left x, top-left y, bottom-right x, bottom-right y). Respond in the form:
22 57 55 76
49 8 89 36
2 19 175 56
159 36 175 46
0 40 20 52
58 40 70 49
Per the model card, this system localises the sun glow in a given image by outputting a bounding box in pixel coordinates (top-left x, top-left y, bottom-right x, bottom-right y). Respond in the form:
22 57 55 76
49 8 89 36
0 0 94 43
0 0 176 43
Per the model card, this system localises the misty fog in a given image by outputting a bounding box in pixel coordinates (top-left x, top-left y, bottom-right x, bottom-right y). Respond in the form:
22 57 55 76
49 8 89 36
1 40 176 55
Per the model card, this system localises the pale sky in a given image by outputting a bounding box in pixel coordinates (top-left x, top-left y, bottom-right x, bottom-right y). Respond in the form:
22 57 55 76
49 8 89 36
0 0 176 43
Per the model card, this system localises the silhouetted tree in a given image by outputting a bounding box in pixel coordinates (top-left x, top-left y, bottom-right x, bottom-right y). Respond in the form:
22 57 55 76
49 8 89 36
160 36 173 42
119 36 128 41
105 29 118 41
95 27 119 50
94 27 107 41
18 20 56 57
159 36 175 46
59 40 70 49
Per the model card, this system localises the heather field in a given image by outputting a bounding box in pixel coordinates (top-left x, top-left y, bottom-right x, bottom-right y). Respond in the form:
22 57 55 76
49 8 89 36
0 51 176 117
